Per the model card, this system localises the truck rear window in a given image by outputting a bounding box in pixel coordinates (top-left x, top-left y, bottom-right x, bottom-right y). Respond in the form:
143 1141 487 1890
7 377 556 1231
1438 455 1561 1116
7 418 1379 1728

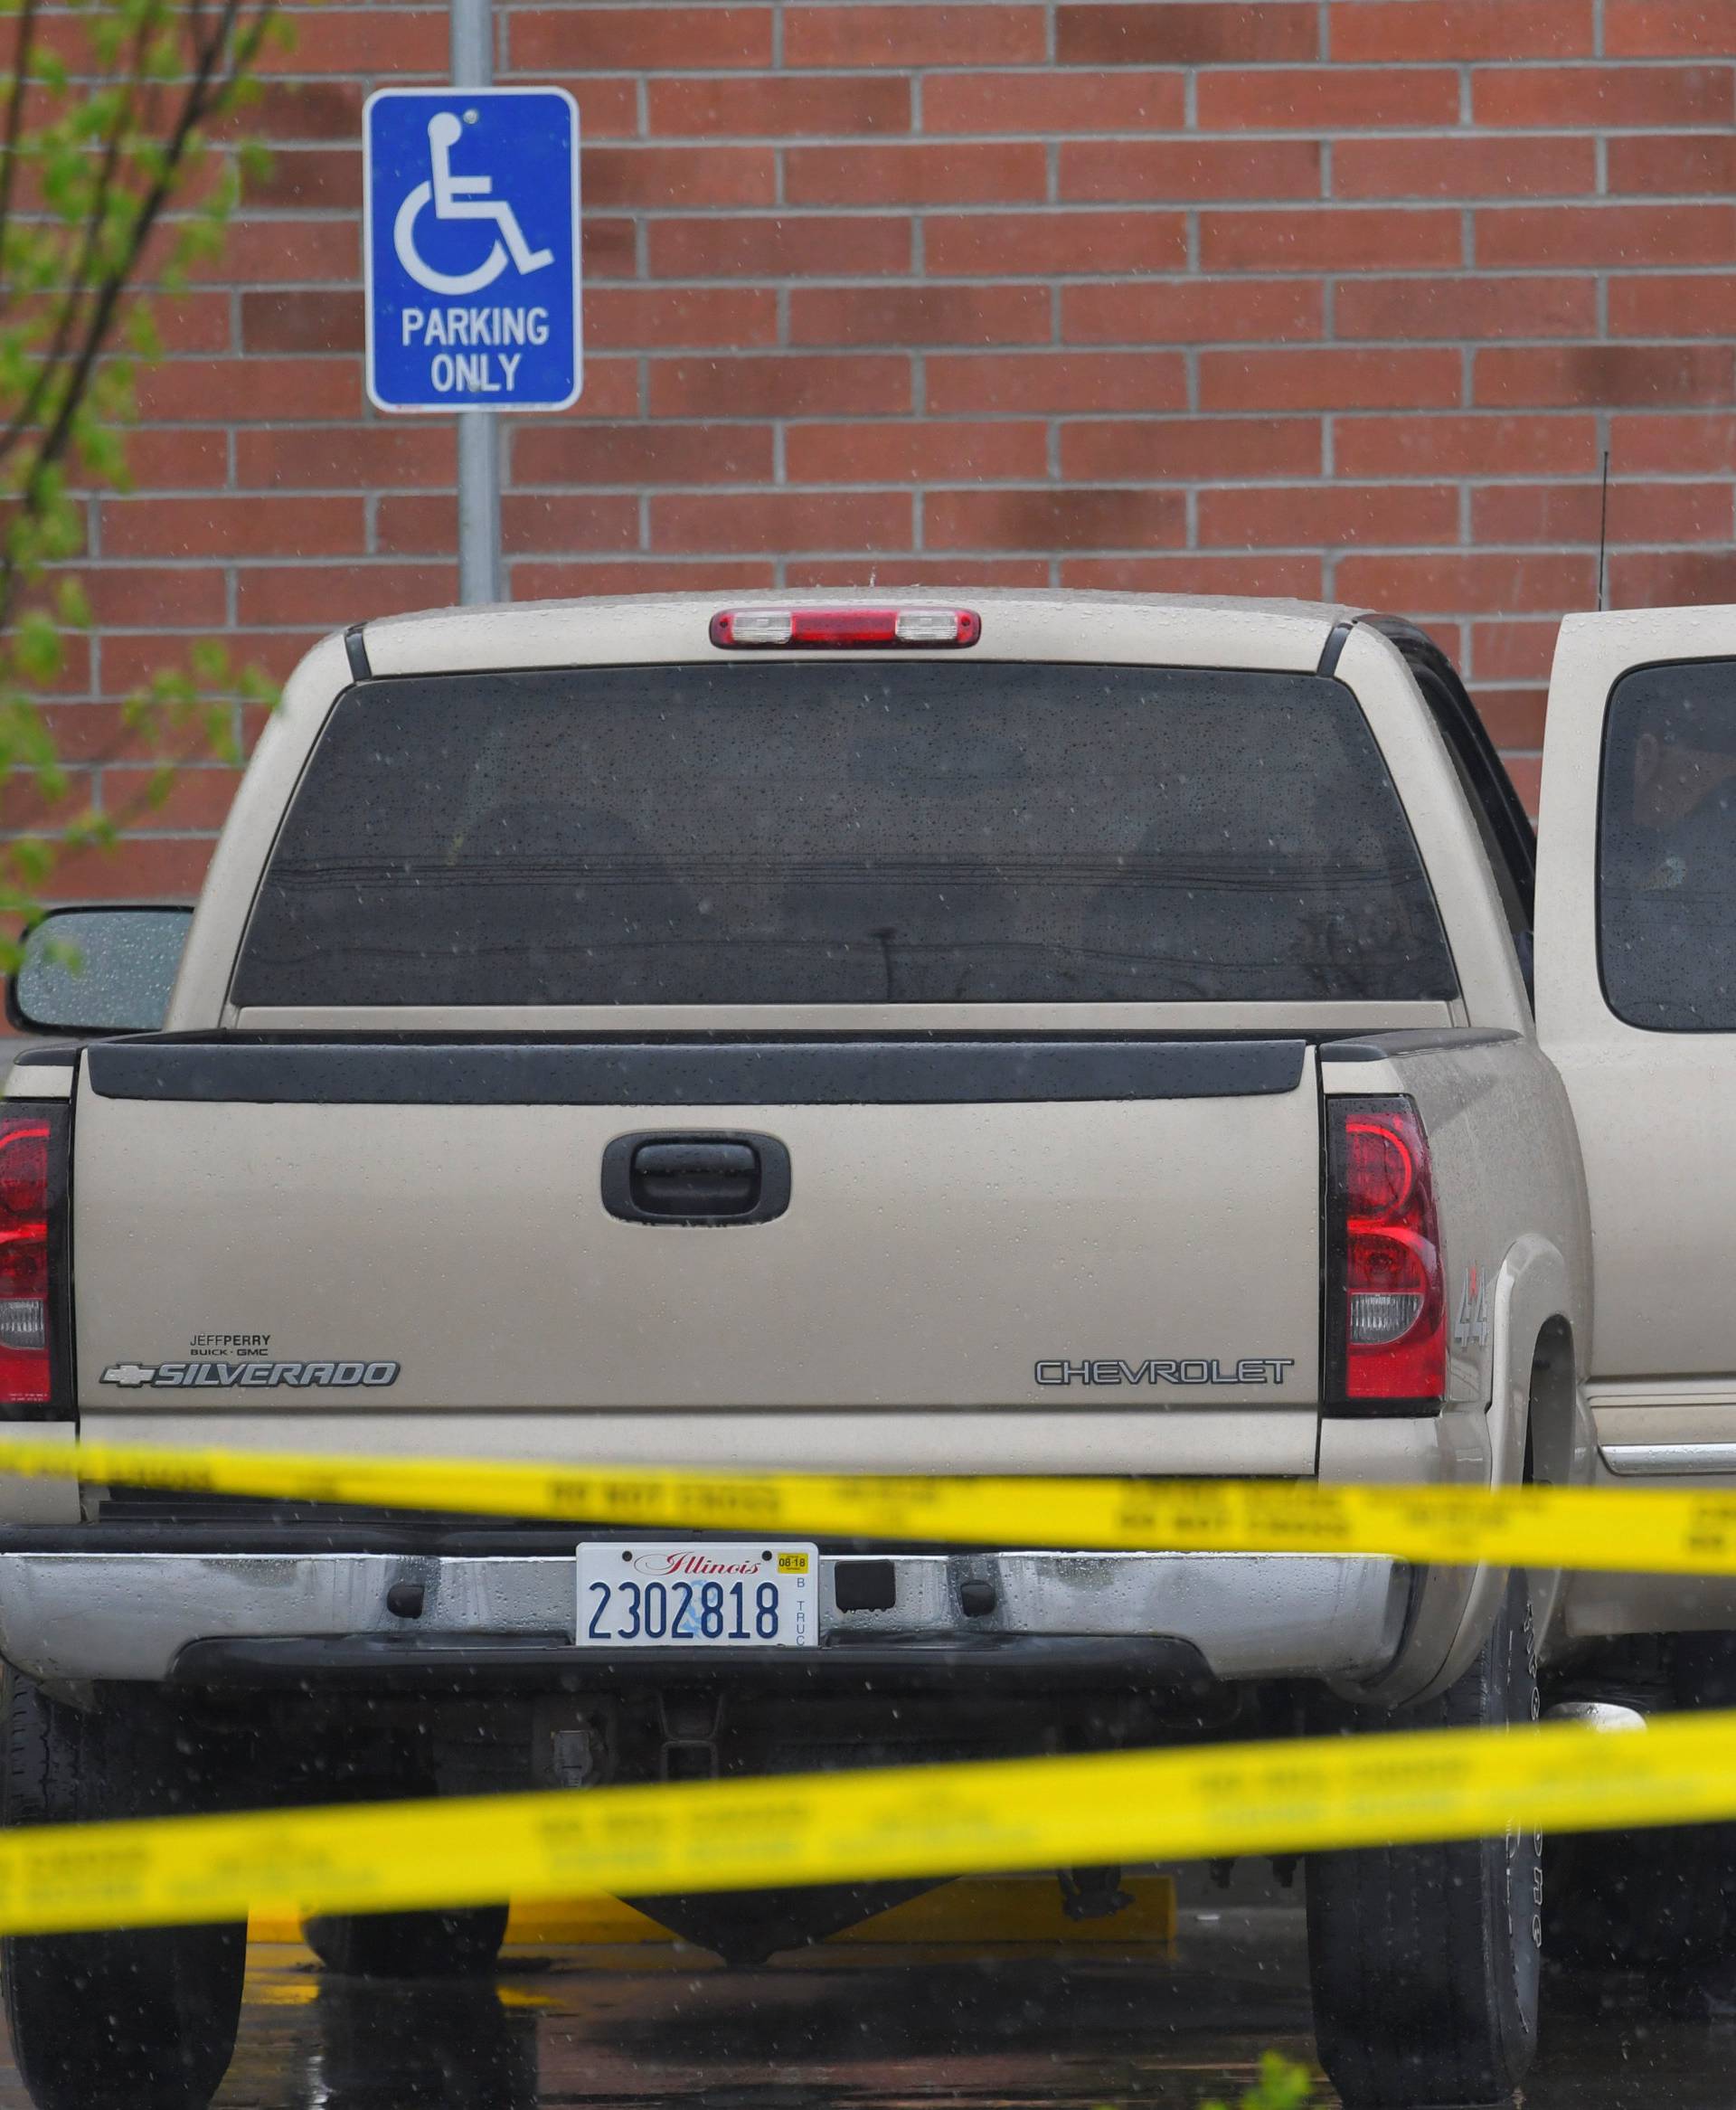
233 663 1456 1008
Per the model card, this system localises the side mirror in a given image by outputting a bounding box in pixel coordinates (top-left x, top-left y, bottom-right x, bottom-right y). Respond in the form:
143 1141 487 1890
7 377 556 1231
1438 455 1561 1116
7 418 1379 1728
7 905 194 1036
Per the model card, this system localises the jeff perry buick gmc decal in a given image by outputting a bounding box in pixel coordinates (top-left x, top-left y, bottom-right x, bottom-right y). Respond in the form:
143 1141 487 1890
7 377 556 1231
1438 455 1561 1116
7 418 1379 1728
101 1339 401 1390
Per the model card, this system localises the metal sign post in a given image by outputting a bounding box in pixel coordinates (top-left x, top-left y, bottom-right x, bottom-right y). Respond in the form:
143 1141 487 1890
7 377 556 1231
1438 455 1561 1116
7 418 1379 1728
450 0 499 606
361 0 583 607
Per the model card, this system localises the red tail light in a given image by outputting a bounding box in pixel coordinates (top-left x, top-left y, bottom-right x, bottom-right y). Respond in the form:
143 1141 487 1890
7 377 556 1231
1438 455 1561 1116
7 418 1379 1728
1327 1096 1446 1409
0 1108 65 1411
710 607 981 649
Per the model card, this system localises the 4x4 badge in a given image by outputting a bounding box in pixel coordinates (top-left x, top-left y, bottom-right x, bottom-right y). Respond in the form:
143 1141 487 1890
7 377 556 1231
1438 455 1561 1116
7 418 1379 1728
1453 1266 1491 1348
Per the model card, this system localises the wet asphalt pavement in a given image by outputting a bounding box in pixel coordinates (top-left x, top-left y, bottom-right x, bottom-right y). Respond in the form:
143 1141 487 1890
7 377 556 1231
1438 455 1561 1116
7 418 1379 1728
0 1904 1726 2110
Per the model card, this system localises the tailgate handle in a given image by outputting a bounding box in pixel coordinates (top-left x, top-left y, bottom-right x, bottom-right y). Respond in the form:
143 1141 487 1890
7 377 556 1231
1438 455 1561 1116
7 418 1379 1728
602 1132 791 1225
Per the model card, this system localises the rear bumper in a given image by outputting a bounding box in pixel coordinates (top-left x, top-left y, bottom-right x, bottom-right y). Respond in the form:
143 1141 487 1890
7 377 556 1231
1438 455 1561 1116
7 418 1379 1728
0 1547 1408 1688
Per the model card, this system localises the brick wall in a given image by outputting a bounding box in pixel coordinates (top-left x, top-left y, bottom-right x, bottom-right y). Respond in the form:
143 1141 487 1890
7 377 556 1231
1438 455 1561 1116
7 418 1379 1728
44 0 1736 891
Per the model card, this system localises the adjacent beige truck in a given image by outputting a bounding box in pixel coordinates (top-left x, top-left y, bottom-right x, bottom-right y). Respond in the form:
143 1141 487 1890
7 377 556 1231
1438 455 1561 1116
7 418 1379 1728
0 590 1726 2109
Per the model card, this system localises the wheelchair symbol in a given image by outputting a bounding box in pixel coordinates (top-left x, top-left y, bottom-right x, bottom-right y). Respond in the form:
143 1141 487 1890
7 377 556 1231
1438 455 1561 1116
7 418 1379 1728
393 110 554 297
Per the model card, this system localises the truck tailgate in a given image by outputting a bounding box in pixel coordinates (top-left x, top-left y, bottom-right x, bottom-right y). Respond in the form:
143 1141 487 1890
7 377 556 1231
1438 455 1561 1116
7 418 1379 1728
72 1037 1320 1415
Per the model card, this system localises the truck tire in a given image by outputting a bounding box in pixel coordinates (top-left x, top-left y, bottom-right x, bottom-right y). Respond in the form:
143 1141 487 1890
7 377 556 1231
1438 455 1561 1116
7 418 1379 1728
1306 1571 1541 2109
303 1904 510 1979
0 1670 246 2110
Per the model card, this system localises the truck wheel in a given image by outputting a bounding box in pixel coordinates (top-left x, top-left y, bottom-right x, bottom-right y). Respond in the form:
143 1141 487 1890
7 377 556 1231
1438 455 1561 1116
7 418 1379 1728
1306 1571 1540 2109
302 1904 510 1979
0 1670 246 2110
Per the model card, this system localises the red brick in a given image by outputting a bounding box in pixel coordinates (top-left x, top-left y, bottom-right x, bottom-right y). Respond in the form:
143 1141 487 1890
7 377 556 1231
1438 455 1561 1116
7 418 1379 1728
652 491 913 554
783 421 1051 483
1061 554 1326 593
0 774 96 836
648 215 913 279
1063 278 1324 344
1505 756 1542 809
926 211 1187 275
175 218 359 287
1061 415 1322 479
1334 137 1597 199
511 561 778 597
373 494 639 558
1200 347 1462 412
257 8 448 75
923 70 1186 134
1477 345 1736 409
586 288 780 350
1335 551 1597 611
1198 482 1458 547
213 80 367 143
648 355 912 417
236 565 454 627
649 76 910 137
102 497 365 561
508 7 773 69
71 568 229 629
514 426 777 487
784 143 1047 207
99 768 246 834
1472 691 1548 749
562 359 644 419
789 558 1052 587
1474 64 1734 128
1609 550 1736 604
137 358 358 423
1609 275 1736 338
582 219 638 281
247 147 360 213
1605 2 1736 55
1201 208 1462 271
1336 413 1599 477
927 487 1188 550
1196 66 1459 129
79 431 229 492
1477 205 1736 268
236 427 456 490
241 291 363 355
1056 5 1317 63
584 147 777 210
47 839 213 900
1060 137 1321 203
1329 0 1592 61
926 351 1189 414
496 498 647 557
1335 276 1597 341
788 285 1051 346
1472 480 1733 544
131 295 231 355
1609 135 1736 195
784 6 1048 65
1611 413 1736 473
1470 622 1561 684
35 705 240 768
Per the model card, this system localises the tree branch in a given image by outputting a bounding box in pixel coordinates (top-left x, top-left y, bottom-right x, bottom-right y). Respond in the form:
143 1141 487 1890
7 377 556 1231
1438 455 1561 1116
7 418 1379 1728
0 0 42 289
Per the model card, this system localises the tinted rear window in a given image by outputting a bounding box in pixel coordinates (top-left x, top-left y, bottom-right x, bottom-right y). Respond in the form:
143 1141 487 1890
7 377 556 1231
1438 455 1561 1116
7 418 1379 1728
1600 655 1736 1030
233 663 1456 1008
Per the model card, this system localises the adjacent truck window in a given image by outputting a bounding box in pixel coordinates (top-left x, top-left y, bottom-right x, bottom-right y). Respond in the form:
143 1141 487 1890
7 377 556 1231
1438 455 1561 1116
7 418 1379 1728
234 663 1457 1009
1602 657 1736 1030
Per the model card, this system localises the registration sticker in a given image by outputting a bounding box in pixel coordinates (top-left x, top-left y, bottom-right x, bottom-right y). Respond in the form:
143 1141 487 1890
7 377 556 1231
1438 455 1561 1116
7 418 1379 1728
578 1543 819 1650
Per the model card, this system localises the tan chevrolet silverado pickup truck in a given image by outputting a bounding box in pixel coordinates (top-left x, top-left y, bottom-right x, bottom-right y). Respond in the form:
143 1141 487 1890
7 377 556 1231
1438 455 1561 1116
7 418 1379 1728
0 589 1730 2110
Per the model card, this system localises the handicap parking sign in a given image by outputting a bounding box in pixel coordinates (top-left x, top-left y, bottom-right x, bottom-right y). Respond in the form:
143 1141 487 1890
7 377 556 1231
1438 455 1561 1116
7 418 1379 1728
363 87 581 413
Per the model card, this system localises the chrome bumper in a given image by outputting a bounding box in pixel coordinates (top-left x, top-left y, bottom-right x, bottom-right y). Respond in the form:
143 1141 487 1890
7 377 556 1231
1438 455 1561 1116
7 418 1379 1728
0 1548 1409 1687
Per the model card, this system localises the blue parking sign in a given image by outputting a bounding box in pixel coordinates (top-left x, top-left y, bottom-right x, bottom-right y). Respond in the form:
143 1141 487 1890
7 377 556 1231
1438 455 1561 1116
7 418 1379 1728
363 87 581 413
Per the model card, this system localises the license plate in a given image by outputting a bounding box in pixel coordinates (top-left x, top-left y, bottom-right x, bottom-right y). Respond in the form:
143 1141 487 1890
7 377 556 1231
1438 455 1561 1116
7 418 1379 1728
577 1542 819 1650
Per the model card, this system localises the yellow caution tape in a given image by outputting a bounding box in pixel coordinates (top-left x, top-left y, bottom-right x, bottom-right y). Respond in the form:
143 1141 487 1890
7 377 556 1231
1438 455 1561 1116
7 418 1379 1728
6 1432 1736 1575
5 1708 1736 1938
